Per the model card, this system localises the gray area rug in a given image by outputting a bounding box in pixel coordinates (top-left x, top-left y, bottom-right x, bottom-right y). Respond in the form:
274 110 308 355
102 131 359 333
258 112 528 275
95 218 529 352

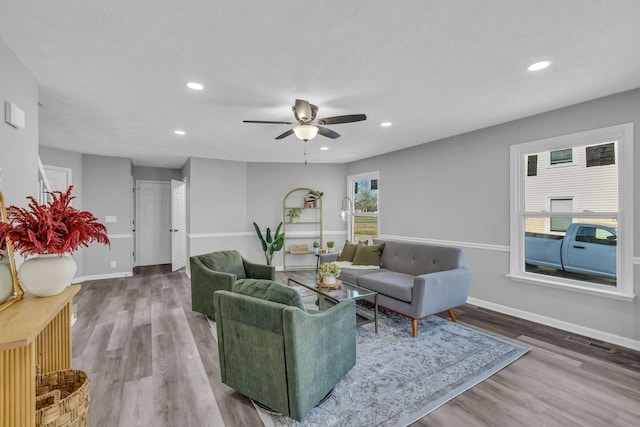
213 309 529 427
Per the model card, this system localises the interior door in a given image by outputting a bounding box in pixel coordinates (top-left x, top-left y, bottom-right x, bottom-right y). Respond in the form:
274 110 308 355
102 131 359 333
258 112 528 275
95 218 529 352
171 179 186 271
136 181 171 266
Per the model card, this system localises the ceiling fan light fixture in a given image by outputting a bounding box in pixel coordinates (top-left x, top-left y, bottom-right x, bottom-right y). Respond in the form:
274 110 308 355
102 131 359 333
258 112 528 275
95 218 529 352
293 125 318 141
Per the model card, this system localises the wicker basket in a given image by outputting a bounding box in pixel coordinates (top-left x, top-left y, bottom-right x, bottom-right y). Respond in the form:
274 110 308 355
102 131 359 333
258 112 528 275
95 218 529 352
35 369 90 427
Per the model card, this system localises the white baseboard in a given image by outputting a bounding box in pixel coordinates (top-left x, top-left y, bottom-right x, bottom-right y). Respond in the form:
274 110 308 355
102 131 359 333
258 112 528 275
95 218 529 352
467 296 640 352
72 271 133 283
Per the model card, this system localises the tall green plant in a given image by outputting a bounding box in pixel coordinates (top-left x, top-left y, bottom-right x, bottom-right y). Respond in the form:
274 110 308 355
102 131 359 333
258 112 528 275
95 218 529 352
253 221 284 265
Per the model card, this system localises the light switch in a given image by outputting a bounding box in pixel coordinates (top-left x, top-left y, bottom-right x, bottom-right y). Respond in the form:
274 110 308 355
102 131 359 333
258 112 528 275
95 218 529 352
5 102 25 130
105 216 117 223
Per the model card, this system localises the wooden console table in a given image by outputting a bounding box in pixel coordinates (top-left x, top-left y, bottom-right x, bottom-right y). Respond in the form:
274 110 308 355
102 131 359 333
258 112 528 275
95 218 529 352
0 285 80 427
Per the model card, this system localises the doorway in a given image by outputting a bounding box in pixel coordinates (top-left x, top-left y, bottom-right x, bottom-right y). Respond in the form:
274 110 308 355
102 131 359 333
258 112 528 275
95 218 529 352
135 181 171 266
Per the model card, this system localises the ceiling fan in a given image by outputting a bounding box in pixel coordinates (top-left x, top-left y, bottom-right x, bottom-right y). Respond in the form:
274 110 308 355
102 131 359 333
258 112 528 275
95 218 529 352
243 99 366 142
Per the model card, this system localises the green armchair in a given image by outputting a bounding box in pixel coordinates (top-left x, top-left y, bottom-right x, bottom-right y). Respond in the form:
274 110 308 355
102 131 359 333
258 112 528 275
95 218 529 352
190 250 275 317
214 279 356 421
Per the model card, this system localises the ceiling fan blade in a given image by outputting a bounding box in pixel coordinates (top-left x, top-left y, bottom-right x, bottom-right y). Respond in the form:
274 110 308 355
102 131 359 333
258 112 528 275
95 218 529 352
243 120 294 125
294 99 313 122
275 129 294 140
317 114 367 125
317 126 341 139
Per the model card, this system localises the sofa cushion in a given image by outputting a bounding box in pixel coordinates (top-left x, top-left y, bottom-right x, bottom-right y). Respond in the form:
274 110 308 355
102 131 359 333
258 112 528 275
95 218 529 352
339 267 388 285
233 279 304 311
357 271 415 303
337 241 362 262
352 243 385 266
199 250 247 279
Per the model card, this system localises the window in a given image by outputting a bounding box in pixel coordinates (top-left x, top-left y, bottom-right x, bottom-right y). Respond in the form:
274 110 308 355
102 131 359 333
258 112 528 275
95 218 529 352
527 155 538 176
550 148 573 164
347 171 379 243
510 123 634 300
549 198 573 233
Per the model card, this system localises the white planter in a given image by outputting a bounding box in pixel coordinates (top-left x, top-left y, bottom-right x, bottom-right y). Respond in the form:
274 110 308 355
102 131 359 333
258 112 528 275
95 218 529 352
322 276 336 285
18 253 77 297
0 261 13 303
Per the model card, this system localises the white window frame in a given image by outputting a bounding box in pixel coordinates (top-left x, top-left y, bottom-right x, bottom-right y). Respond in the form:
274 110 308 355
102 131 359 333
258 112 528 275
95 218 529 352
509 123 634 300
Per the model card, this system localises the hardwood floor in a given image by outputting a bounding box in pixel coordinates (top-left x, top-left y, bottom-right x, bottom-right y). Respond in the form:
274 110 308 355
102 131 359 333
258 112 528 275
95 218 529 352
71 266 640 426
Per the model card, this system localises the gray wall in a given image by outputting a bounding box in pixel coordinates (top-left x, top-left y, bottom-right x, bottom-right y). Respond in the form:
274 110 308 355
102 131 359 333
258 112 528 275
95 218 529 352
0 41 38 206
81 155 133 276
184 158 348 269
347 87 640 345
133 166 182 182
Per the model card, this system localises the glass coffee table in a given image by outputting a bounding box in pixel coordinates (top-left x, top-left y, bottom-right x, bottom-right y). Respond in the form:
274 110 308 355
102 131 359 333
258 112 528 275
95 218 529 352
287 275 378 333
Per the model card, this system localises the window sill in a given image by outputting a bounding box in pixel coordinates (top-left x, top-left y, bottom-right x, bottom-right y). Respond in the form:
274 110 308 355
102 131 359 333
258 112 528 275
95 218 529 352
507 273 636 301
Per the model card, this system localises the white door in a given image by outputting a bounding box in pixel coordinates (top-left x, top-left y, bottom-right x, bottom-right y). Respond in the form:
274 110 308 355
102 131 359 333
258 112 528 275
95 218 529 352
171 179 186 271
136 181 171 266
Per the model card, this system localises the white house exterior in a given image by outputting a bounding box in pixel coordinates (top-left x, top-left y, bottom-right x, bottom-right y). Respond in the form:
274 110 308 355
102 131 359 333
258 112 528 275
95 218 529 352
524 141 618 234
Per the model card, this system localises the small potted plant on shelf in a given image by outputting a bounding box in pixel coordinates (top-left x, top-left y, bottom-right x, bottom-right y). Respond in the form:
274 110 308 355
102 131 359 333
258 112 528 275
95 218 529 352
305 190 323 208
326 241 335 252
318 262 341 285
287 208 302 223
313 241 320 255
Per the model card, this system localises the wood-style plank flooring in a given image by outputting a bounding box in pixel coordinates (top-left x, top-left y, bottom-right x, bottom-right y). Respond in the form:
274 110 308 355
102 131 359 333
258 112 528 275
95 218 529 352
71 265 640 426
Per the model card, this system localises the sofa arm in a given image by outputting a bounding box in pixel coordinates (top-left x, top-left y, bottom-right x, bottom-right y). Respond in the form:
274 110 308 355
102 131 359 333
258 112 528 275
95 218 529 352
283 300 356 420
410 267 472 318
190 257 237 317
318 252 339 263
242 257 276 280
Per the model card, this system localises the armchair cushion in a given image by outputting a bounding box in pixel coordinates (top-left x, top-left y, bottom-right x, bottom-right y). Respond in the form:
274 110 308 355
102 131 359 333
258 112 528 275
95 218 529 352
199 250 247 279
233 279 305 311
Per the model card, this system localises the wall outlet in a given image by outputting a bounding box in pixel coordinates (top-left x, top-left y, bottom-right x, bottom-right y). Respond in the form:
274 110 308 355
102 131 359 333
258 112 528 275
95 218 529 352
110 261 117 268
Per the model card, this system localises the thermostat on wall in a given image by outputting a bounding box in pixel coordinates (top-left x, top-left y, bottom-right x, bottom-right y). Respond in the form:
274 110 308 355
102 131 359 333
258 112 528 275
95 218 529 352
5 101 25 130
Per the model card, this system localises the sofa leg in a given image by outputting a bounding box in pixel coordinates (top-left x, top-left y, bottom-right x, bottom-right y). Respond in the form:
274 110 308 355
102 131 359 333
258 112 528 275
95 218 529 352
448 309 457 322
411 318 418 337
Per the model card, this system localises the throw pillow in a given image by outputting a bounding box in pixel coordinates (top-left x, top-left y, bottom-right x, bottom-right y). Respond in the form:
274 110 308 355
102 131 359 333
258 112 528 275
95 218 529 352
337 240 361 262
352 242 385 266
199 250 246 279
232 279 305 311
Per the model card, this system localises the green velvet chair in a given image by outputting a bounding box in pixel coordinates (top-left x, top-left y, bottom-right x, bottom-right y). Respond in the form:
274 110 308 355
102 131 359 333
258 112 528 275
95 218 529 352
214 279 356 421
190 250 275 317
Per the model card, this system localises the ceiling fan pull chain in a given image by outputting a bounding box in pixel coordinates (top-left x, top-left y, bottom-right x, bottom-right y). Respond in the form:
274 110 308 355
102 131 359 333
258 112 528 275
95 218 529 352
304 142 308 165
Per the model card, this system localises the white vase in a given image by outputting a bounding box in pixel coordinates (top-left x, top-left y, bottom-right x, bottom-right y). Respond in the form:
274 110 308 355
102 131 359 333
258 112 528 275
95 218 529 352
18 253 77 297
323 276 336 285
0 261 13 303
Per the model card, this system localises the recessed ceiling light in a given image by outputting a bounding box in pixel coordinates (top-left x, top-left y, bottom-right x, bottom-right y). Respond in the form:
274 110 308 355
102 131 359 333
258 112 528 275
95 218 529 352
320 147 329 151
186 82 204 90
381 122 392 127
527 61 551 71
174 130 186 135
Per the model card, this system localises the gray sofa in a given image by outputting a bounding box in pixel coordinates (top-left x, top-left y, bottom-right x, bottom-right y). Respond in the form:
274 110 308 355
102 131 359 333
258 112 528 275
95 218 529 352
319 239 472 337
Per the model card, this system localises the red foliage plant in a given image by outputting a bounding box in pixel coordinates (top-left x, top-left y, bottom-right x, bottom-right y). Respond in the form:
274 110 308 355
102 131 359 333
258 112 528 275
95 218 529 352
0 186 110 257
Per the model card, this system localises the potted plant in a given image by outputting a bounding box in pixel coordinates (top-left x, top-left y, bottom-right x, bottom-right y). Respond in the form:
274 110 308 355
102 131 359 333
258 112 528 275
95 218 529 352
305 190 323 208
313 241 320 255
0 186 110 297
253 221 284 265
326 241 335 252
318 262 341 285
287 208 302 223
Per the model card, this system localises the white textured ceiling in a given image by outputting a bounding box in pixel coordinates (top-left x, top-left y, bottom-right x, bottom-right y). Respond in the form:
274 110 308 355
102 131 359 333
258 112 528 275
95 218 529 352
2 1 640 168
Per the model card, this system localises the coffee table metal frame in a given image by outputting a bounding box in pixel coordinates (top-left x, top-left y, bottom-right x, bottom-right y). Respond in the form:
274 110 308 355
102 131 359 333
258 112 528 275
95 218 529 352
287 275 378 333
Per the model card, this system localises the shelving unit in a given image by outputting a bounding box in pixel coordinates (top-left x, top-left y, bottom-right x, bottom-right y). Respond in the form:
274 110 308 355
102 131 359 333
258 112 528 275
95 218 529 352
283 187 322 271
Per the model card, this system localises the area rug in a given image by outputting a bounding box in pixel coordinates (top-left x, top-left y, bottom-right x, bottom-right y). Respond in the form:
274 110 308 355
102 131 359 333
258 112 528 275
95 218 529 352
210 309 529 427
